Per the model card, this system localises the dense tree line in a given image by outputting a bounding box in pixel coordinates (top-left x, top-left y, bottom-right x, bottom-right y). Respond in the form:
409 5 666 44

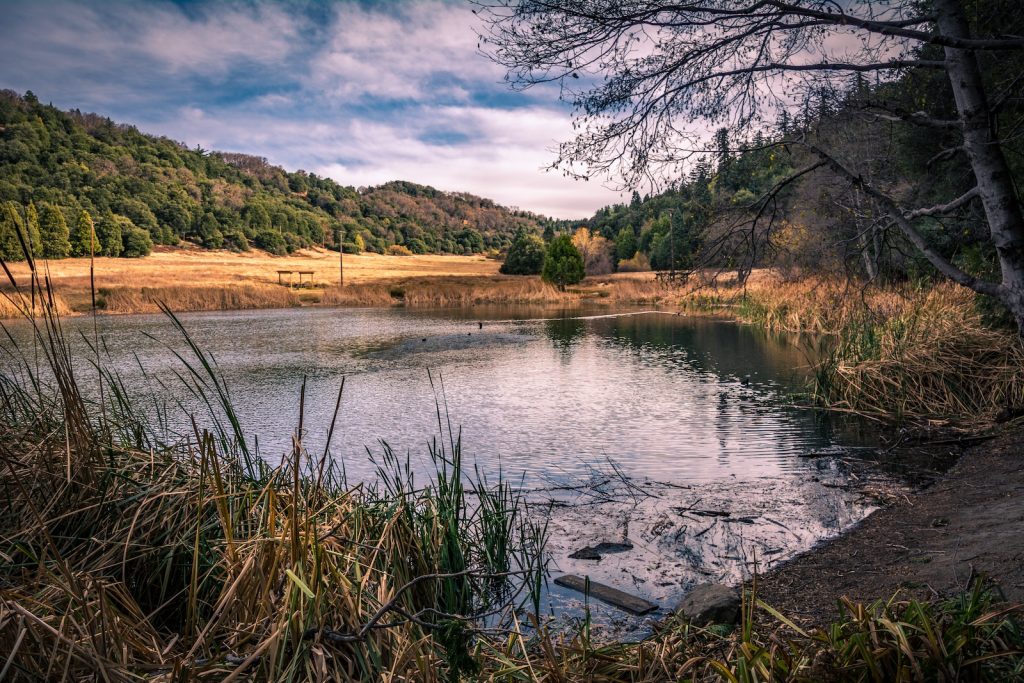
0 90 563 260
482 0 1024 328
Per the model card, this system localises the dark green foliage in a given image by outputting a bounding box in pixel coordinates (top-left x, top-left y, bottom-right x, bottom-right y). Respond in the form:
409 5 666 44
24 202 41 256
500 230 546 274
221 228 249 252
253 229 286 255
406 238 429 254
121 224 152 258
0 201 25 261
614 226 637 262
37 202 70 259
95 212 123 257
0 90 554 258
542 234 585 289
341 241 362 254
70 209 99 257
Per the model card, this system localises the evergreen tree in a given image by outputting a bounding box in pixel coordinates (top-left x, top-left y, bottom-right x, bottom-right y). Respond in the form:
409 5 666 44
615 226 638 262
38 203 71 258
541 234 585 290
24 202 41 256
70 209 99 257
500 229 546 275
95 212 123 257
121 224 153 258
0 202 26 261
198 212 223 248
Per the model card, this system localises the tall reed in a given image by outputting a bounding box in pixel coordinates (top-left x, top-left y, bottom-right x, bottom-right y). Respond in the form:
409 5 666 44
0 258 545 680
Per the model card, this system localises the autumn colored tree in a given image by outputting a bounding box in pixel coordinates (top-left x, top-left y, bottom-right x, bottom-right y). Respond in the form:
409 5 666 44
571 227 614 275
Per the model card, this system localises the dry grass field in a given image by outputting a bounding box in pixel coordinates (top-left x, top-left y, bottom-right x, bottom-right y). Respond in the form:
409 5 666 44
0 245 667 316
8 244 498 290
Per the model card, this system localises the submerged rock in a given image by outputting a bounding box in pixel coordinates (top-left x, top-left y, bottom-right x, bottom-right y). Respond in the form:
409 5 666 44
673 583 741 625
569 541 634 560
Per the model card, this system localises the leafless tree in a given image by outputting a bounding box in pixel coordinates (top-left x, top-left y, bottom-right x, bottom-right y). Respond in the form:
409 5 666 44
477 0 1024 329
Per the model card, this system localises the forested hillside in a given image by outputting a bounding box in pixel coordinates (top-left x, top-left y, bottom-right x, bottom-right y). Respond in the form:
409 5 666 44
0 90 562 260
573 68 1019 295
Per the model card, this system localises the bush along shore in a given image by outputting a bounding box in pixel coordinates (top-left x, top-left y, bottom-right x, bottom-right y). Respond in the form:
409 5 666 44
1 257 1023 680
672 274 1024 426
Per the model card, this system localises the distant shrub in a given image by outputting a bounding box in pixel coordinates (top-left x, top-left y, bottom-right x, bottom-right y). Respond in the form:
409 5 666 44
121 225 153 258
500 232 546 275
618 252 652 272
342 241 363 254
254 229 287 255
387 244 413 256
406 238 428 254
222 229 249 252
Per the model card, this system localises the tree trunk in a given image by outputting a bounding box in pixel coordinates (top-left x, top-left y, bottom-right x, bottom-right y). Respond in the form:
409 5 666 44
935 0 1024 330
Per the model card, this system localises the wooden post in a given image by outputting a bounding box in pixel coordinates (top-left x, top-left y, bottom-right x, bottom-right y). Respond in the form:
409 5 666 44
669 209 675 281
339 227 344 287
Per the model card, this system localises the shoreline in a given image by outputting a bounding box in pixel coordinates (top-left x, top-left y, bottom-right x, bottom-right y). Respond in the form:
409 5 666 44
5 251 1020 627
752 425 1024 626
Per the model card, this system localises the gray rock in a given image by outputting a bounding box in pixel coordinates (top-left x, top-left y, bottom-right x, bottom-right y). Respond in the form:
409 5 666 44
568 541 633 561
673 583 741 625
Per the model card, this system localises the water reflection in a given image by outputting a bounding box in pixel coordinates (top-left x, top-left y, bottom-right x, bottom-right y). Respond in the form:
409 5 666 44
1 304 888 629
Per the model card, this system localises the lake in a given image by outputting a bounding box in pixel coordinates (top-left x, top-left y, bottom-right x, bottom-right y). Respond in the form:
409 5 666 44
2 304 885 632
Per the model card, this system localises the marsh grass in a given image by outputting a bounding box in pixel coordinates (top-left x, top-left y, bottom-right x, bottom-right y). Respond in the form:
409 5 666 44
668 274 1024 424
0 253 546 680
1 239 1022 680
98 284 301 314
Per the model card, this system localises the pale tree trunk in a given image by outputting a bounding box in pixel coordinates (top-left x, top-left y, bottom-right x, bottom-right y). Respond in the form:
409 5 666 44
935 0 1024 331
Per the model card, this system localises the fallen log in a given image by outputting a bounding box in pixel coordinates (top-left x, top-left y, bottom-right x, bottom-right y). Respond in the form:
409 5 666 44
553 574 658 615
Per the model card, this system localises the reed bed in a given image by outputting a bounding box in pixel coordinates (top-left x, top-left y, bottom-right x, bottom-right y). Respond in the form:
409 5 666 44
98 284 301 314
665 274 1024 424
0 254 1022 679
320 277 577 308
0 303 546 681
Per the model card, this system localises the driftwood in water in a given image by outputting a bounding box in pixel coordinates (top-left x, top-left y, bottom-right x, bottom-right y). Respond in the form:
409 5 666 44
553 574 658 615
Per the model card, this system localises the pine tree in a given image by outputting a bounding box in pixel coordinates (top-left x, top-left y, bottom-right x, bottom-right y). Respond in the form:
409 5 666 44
0 202 26 261
24 202 42 256
38 203 71 259
70 209 99 257
541 234 585 290
95 212 123 257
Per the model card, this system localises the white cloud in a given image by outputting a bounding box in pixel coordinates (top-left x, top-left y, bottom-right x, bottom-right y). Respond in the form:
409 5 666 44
307 2 503 102
139 102 622 218
0 0 626 218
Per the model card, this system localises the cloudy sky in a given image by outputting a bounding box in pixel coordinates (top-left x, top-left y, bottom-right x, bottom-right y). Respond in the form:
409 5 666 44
0 0 626 218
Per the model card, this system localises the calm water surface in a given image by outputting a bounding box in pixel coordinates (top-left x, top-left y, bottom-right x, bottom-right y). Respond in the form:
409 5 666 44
4 305 882 630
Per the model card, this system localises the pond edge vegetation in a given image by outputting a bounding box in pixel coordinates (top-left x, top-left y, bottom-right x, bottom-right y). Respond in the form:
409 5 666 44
2 225 1023 681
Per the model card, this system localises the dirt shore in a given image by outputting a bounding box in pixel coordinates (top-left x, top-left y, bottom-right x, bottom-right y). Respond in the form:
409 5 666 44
755 424 1024 626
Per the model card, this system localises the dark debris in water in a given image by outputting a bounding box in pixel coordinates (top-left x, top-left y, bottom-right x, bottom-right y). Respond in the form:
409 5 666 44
358 332 535 359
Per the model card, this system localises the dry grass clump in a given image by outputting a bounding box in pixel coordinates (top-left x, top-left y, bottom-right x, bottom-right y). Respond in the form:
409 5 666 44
0 301 544 681
501 585 1022 682
819 287 1024 422
0 288 73 318
99 284 300 314
663 273 1024 423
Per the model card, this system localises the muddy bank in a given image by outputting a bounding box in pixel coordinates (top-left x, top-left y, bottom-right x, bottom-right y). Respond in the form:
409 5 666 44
754 425 1024 626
